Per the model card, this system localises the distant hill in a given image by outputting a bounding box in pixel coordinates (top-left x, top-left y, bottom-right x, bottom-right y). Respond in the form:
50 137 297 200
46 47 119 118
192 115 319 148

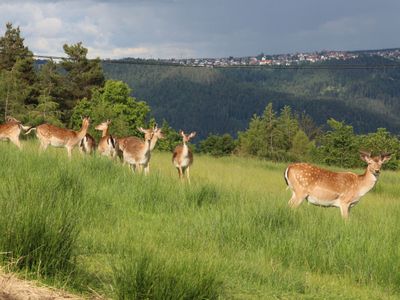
103 55 400 139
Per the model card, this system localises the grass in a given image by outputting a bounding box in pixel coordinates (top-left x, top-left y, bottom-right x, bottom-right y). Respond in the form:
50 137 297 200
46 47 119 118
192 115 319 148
1 140 400 299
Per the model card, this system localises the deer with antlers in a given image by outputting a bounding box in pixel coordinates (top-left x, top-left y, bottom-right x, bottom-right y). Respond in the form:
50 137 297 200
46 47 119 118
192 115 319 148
284 151 392 219
0 116 30 149
25 117 90 159
95 120 118 158
79 133 96 155
172 130 196 183
119 126 155 175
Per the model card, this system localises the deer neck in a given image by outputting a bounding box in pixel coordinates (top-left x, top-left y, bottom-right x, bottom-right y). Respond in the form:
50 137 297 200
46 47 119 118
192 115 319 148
101 128 109 137
150 135 159 151
182 141 189 157
77 122 89 141
143 138 152 155
357 168 378 197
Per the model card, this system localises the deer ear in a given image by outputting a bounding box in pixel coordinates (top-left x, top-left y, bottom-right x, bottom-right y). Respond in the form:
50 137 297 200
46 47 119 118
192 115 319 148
381 153 392 163
189 132 196 138
138 127 146 133
179 130 184 137
359 150 371 162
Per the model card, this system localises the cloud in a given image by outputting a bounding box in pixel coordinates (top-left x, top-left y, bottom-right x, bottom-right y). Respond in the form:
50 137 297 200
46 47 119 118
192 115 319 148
0 0 399 59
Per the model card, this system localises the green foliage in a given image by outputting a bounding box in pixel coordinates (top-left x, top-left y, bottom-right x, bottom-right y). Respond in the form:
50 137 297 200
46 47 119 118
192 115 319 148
314 118 359 167
155 120 181 152
27 61 64 126
0 23 32 72
0 23 37 120
70 80 150 138
61 42 105 111
289 130 315 161
199 133 236 156
237 103 301 161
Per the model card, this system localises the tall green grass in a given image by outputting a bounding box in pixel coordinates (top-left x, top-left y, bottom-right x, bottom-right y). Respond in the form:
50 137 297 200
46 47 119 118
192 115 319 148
1 140 400 299
0 144 83 277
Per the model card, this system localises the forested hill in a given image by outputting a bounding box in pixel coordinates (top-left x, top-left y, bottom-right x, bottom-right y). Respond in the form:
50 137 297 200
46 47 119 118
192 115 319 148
103 55 400 139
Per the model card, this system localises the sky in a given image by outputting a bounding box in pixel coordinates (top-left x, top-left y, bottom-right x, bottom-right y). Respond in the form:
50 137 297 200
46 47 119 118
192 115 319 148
0 0 399 59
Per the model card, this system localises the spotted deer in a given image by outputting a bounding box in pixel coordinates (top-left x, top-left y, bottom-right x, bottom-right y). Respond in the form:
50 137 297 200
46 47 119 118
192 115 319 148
120 127 155 175
95 120 118 158
79 133 96 155
117 124 164 164
25 117 90 159
172 131 196 183
0 116 30 149
284 151 392 218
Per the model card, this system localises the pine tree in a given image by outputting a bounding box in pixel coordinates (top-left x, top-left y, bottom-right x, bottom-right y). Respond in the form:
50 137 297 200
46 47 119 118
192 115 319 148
61 42 105 112
28 61 63 125
0 23 37 119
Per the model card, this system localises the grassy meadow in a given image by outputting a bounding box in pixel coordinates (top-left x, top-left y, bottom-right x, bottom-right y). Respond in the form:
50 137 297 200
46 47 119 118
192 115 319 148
1 140 400 299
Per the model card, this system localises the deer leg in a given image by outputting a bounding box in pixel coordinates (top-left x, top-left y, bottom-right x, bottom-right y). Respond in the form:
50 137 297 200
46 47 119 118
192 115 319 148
66 146 73 159
144 164 150 176
339 202 351 219
288 190 307 208
39 141 48 153
10 136 22 149
186 166 191 184
177 166 183 180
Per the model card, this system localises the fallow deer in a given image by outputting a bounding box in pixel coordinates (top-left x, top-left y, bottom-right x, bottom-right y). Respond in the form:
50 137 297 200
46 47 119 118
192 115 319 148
25 117 90 159
79 133 96 155
0 116 30 149
95 120 118 158
120 127 155 175
172 131 196 183
284 151 392 218
117 125 164 168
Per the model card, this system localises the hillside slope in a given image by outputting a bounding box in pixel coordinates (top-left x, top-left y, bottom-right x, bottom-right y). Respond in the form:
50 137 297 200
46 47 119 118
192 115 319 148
103 56 400 138
2 142 400 298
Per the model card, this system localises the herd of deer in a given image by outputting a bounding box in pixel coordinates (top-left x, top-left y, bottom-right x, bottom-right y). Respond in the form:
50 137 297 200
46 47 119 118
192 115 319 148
0 116 393 218
0 116 196 183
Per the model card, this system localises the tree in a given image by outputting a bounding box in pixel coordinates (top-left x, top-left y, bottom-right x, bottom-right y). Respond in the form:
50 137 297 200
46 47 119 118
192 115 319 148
155 120 181 152
28 60 64 126
315 118 359 167
0 23 37 119
289 130 314 161
61 42 104 112
199 133 236 156
70 80 150 138
277 105 299 151
0 23 32 71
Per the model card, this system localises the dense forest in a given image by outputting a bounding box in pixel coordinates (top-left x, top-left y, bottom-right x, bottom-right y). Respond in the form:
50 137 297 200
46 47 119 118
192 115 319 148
103 56 400 139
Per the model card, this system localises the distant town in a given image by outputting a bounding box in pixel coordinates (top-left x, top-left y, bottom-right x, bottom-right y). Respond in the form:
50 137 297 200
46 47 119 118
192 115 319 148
119 48 400 67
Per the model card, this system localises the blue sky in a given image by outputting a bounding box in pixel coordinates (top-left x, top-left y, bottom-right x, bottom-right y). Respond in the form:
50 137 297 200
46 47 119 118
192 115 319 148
0 0 399 59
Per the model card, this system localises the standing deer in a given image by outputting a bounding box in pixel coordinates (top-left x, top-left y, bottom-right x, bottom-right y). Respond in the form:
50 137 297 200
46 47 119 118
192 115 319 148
120 127 155 175
95 120 118 158
172 131 196 183
0 116 30 149
25 117 90 159
79 133 96 155
284 151 392 219
117 124 164 167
